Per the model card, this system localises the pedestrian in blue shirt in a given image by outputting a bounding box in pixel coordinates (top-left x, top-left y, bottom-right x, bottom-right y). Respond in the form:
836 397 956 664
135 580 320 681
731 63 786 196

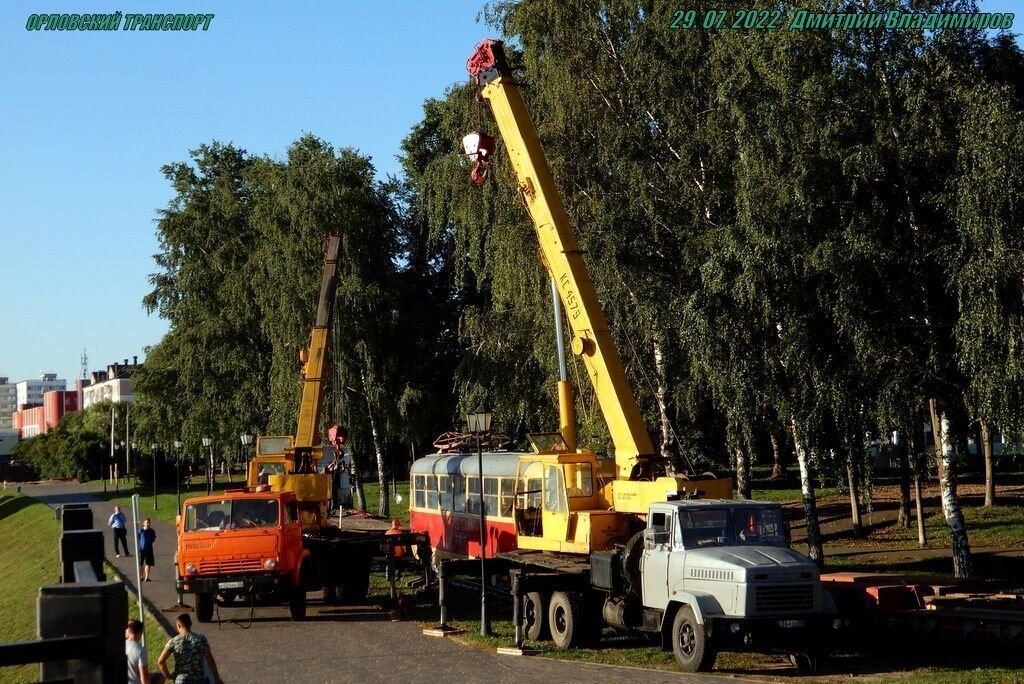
138 518 156 581
108 505 130 557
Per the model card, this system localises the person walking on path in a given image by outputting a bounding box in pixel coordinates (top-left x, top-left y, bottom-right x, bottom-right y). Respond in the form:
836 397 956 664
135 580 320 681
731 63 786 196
157 613 224 684
125 619 162 684
138 517 157 581
109 505 130 557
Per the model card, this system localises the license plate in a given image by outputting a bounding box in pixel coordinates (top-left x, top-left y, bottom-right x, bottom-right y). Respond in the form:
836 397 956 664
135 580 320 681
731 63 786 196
777 619 806 629
218 581 244 589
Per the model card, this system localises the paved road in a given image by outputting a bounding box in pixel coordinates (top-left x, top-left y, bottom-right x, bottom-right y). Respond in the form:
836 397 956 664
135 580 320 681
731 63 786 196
22 481 748 684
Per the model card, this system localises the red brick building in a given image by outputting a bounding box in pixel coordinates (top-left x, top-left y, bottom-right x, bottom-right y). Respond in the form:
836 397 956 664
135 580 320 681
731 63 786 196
12 389 80 438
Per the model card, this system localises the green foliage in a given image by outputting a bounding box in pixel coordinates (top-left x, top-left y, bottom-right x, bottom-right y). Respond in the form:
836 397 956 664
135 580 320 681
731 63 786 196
14 402 113 481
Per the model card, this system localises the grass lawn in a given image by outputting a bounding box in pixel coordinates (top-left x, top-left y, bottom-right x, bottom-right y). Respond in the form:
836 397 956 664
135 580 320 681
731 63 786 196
0 491 176 682
752 486 841 502
0 492 62 683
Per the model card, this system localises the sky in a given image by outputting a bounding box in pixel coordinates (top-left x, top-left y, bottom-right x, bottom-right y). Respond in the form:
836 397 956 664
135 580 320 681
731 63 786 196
0 1 1020 388
0 0 494 386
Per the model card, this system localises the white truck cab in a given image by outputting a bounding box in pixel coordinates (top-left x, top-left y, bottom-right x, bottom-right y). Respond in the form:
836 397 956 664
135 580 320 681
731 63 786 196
595 499 838 672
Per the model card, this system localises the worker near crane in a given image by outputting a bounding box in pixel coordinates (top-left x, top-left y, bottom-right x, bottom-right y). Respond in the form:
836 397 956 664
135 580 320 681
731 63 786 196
327 425 353 511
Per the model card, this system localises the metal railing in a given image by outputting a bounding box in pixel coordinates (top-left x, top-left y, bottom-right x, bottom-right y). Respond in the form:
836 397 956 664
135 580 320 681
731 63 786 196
0 503 128 682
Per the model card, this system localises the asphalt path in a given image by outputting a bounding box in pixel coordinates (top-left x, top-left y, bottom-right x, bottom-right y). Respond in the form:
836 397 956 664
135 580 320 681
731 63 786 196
21 481 748 684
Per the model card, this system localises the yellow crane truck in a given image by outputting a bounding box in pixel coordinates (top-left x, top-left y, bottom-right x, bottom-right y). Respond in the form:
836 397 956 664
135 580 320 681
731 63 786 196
428 39 837 671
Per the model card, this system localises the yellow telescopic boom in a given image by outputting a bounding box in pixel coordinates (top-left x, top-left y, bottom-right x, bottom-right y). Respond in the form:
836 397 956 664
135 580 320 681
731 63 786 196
467 40 656 481
295 233 342 447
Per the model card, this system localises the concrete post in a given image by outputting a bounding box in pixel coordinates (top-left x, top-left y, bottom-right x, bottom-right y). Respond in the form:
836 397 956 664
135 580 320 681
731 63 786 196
38 581 127 683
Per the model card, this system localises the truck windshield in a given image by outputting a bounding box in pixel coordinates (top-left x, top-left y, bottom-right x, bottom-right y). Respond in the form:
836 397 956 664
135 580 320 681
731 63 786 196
184 498 280 532
678 508 730 547
678 507 786 547
732 507 786 546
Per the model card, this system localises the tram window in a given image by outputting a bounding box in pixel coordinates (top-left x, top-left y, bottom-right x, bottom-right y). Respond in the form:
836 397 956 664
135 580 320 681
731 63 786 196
413 475 426 509
563 463 593 498
484 477 499 516
499 479 515 518
467 477 481 515
453 476 466 513
438 475 452 510
426 475 438 510
544 465 568 513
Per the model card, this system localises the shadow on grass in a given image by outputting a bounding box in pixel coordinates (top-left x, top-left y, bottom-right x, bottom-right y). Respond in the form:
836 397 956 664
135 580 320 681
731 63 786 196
0 494 36 522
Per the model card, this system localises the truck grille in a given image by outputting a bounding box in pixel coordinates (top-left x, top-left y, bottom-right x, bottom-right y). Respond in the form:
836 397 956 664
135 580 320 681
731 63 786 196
754 584 814 613
200 558 263 574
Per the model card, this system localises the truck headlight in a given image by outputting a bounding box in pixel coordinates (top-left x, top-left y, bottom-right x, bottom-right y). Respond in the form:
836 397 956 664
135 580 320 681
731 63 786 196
264 559 277 570
185 563 197 575
832 617 842 630
730 622 742 634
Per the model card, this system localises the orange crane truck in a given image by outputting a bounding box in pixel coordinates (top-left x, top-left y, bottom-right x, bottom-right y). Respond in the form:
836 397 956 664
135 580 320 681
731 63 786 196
176 233 425 622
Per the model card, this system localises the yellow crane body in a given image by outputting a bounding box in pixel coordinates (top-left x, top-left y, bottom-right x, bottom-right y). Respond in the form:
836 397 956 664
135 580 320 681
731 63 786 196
469 41 731 544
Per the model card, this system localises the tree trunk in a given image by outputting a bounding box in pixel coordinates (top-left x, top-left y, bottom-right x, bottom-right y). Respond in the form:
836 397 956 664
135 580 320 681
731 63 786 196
362 369 388 518
930 399 974 579
907 430 927 547
897 431 912 528
735 446 750 500
770 432 786 479
846 453 863 538
914 469 927 548
791 419 824 569
981 418 995 507
653 338 675 462
352 455 366 511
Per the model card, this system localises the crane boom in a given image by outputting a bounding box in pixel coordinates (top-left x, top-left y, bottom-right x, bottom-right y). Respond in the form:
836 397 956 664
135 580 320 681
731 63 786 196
295 233 342 447
468 40 655 480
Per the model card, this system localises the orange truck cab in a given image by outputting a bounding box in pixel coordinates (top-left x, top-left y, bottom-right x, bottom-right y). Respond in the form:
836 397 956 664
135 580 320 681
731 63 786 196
176 490 309 621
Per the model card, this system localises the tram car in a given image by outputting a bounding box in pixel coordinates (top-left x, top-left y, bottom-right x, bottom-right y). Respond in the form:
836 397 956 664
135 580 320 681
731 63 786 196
409 452 521 560
409 442 617 560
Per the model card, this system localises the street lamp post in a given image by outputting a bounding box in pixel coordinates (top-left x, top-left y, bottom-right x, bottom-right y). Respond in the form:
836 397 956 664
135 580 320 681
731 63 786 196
467 402 493 637
202 436 214 495
151 443 159 510
240 434 253 484
173 439 183 512
117 441 125 496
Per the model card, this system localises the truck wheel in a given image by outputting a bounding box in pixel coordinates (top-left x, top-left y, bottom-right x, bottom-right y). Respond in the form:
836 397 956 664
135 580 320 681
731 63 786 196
523 592 548 641
195 593 214 624
548 591 583 648
672 606 716 672
788 644 826 673
340 573 370 604
322 585 342 604
340 554 371 603
621 531 645 597
289 587 307 621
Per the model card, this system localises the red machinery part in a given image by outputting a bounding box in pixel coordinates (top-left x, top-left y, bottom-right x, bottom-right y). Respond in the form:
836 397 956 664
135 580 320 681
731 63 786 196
467 38 500 78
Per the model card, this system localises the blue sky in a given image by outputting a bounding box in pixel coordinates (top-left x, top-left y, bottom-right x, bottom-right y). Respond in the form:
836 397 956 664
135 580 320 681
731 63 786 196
0 1 493 385
0 1 1020 387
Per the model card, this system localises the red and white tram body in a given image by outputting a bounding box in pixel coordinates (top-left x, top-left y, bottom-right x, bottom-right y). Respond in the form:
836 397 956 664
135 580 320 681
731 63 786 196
409 452 521 560
410 445 634 558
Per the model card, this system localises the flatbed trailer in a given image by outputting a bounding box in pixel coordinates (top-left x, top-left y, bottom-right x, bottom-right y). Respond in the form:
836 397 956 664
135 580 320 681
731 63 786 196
823 572 1024 646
